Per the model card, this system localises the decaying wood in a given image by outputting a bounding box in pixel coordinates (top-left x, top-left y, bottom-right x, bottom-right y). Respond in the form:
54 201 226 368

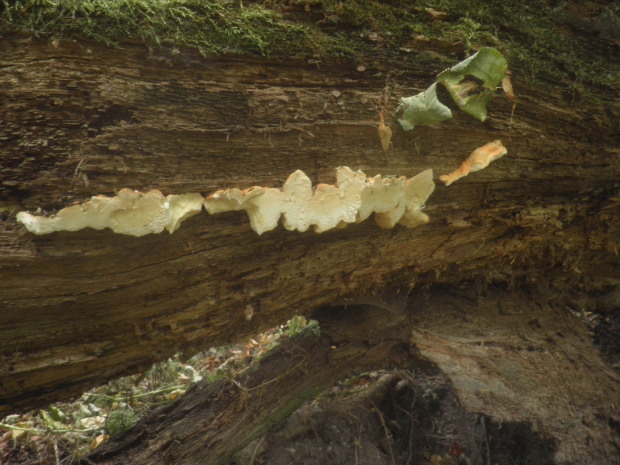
87 287 619 465
1 36 618 409
0 31 618 465
87 302 420 465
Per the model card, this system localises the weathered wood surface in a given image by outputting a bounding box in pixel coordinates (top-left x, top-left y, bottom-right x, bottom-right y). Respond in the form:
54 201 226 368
88 302 421 465
1 37 618 417
88 288 620 465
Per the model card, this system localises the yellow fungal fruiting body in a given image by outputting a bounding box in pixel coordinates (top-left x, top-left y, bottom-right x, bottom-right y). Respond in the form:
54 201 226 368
16 189 204 237
17 168 435 236
204 167 435 235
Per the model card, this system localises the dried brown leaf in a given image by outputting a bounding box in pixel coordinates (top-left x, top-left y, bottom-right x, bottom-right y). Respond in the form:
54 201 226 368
427 8 449 19
90 434 109 451
502 72 516 100
378 112 392 152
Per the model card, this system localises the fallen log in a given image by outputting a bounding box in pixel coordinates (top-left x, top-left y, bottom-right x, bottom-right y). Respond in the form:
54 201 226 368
1 36 617 416
88 286 620 465
0 2 619 463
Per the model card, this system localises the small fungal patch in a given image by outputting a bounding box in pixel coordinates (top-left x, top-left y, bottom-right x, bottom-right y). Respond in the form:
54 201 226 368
440 140 507 186
204 167 435 234
17 189 204 237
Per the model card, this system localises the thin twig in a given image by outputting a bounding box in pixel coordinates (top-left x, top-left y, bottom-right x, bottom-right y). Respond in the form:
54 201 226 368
249 435 266 465
482 416 491 465
508 102 517 140
54 440 60 465
88 384 185 401
229 357 306 392
72 158 84 179
369 399 396 465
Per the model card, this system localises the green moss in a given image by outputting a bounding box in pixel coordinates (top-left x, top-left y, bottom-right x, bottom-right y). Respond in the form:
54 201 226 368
1 0 616 90
420 0 618 88
0 0 339 57
313 0 617 89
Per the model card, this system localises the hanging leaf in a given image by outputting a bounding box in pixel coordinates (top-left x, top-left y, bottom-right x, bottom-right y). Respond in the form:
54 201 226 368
396 83 453 131
377 111 392 152
437 47 508 121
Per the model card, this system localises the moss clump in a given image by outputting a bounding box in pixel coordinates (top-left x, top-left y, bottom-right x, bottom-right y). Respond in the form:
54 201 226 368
1 0 616 90
419 0 619 88
0 0 331 57
316 0 494 50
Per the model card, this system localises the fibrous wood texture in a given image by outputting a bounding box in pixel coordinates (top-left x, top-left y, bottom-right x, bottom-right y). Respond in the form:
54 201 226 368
86 289 619 465
0 33 618 462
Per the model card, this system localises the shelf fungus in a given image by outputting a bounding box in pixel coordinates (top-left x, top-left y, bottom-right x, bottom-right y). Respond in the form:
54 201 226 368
17 168 434 237
204 167 435 234
439 140 507 186
16 189 204 237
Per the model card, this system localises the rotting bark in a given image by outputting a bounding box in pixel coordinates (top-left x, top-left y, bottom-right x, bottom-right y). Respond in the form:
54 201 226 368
0 3 619 462
87 286 619 465
1 36 618 416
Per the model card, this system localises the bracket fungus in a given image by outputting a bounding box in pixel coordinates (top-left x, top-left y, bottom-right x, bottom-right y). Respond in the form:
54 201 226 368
17 189 204 237
440 140 508 186
17 168 435 237
204 167 435 234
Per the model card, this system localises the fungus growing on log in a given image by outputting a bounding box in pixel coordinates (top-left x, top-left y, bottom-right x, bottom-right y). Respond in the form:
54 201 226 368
204 167 435 234
440 140 508 186
17 168 434 237
17 189 204 237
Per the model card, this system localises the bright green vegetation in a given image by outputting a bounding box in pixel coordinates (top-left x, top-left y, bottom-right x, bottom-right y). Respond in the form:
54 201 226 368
397 48 509 130
0 0 326 56
1 0 616 89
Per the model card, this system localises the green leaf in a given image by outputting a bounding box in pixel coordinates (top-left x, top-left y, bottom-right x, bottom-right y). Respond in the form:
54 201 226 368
40 409 65 430
45 405 66 422
396 83 453 131
105 408 139 438
437 47 507 121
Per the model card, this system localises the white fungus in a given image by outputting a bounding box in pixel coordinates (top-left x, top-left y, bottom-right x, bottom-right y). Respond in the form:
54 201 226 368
17 189 204 237
17 167 435 237
204 167 435 234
